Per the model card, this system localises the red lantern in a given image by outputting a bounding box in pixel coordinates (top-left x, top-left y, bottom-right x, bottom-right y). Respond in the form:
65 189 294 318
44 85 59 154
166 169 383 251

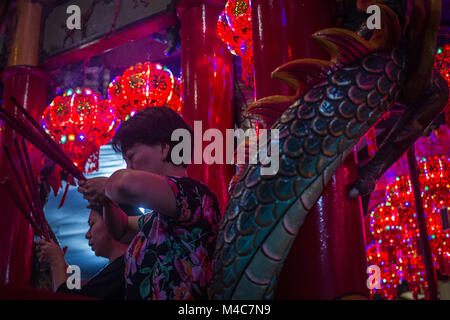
108 62 182 121
366 242 403 299
217 0 254 87
108 76 128 121
386 176 414 225
42 88 118 173
436 44 450 84
435 43 450 124
419 156 450 273
367 155 450 299
369 203 403 244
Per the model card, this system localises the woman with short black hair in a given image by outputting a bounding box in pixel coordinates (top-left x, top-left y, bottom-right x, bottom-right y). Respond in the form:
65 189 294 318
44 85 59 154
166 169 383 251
78 106 221 300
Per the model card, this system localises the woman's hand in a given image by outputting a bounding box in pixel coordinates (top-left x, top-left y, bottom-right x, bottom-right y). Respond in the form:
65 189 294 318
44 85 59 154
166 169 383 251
36 239 69 292
77 177 108 205
35 239 67 270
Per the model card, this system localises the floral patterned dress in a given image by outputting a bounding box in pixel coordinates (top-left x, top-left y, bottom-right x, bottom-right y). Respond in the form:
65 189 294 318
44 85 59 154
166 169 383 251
124 176 221 300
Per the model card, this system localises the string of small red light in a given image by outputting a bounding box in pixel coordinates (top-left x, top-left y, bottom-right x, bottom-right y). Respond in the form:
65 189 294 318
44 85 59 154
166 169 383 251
367 155 449 299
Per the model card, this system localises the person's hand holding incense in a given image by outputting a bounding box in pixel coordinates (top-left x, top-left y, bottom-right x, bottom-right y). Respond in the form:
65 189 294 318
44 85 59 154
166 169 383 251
78 177 109 205
36 239 68 291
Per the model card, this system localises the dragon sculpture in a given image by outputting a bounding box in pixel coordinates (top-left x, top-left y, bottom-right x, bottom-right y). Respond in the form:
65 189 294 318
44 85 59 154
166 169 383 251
210 0 449 299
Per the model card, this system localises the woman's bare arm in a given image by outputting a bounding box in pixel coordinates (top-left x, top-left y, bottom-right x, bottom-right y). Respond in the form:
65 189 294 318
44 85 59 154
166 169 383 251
103 200 140 243
105 169 177 218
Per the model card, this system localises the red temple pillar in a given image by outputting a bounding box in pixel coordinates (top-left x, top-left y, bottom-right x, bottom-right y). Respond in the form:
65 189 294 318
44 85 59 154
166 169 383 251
249 0 369 299
251 0 333 100
276 156 369 299
251 0 290 99
0 0 50 286
177 0 235 213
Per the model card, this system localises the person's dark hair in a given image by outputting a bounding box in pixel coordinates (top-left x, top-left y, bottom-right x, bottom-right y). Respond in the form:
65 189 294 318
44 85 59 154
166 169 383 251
111 107 193 167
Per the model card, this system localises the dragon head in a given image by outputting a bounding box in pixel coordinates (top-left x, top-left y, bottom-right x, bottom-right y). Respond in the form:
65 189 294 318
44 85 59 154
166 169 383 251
325 0 442 104
242 0 442 128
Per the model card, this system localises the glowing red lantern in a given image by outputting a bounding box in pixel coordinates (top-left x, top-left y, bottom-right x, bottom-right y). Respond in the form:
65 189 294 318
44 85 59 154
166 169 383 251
218 0 254 87
42 88 118 173
369 203 403 244
367 155 450 299
419 156 450 272
386 156 450 272
108 62 182 121
366 242 403 299
436 44 450 84
435 44 450 124
108 76 128 121
386 175 414 225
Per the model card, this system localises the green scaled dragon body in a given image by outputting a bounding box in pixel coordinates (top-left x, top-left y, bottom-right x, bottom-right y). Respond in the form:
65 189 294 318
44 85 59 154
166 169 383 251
210 0 448 299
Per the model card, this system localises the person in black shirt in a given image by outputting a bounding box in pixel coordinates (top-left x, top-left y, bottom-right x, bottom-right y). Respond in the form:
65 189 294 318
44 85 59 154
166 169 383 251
36 205 130 299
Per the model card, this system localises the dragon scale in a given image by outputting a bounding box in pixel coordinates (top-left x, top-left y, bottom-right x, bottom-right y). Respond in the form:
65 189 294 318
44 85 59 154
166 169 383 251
210 30 409 299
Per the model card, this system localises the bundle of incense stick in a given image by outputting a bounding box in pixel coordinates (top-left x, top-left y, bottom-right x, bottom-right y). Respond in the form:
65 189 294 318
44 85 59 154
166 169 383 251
0 96 85 181
0 96 120 210
1 139 50 239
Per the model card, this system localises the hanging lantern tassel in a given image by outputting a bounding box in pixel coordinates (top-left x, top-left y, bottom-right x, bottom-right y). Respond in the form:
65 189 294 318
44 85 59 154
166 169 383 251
86 150 100 174
57 179 71 209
